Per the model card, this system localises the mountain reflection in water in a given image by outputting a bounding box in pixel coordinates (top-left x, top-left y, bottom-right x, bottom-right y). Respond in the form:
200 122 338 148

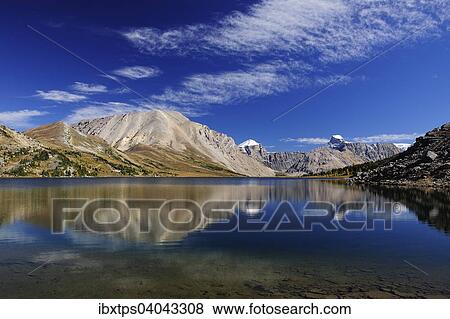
0 178 448 298
0 178 448 245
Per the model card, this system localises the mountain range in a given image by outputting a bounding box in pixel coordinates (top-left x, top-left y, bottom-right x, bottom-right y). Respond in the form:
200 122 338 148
0 110 410 177
239 135 403 176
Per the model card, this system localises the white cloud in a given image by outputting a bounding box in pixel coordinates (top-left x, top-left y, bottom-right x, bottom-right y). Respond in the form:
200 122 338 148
122 25 206 56
120 0 449 108
152 61 310 106
35 90 86 102
0 109 48 129
152 61 349 107
112 66 161 80
122 0 448 61
71 82 108 93
112 87 132 95
351 133 420 143
281 137 330 145
282 133 421 145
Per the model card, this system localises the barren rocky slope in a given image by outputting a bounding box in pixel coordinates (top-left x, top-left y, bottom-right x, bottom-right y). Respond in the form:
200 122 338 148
344 142 402 162
0 121 240 177
354 123 450 187
75 110 274 177
24 122 150 176
286 147 368 175
0 111 413 178
239 136 402 175
25 121 240 177
239 141 305 172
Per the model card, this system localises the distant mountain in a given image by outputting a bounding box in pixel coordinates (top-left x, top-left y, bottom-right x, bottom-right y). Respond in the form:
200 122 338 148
0 111 412 178
74 110 274 177
394 143 412 152
239 139 269 163
354 123 450 187
239 135 402 175
326 134 402 162
239 139 260 148
239 140 305 172
329 135 346 149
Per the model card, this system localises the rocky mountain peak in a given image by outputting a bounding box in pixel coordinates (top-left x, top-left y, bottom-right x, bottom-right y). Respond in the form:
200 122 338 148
73 110 274 177
329 134 346 150
239 139 261 148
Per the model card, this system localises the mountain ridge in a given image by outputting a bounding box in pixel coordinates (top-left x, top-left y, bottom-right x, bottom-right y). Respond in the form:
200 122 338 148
0 119 242 177
239 135 403 175
0 110 430 179
74 110 274 177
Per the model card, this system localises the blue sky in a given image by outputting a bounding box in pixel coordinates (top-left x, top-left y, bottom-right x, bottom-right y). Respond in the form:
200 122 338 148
1 0 449 151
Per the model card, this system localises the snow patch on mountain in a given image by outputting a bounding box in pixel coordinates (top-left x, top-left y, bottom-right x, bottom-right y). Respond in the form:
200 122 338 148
329 135 347 150
239 139 261 148
394 143 412 151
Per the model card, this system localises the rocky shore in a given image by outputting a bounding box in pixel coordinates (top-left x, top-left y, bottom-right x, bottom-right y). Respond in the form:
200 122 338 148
353 123 450 188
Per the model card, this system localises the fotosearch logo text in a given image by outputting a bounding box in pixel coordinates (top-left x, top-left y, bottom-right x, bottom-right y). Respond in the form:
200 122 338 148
52 199 402 235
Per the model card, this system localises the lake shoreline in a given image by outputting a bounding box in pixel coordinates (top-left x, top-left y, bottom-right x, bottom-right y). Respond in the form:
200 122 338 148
352 179 450 190
0 175 447 191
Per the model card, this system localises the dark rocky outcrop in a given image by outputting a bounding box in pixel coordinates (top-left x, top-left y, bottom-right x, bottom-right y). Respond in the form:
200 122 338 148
354 123 450 187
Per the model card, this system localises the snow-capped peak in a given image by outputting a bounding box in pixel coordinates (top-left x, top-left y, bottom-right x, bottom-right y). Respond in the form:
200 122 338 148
239 139 261 148
394 143 412 151
329 135 346 150
331 135 344 142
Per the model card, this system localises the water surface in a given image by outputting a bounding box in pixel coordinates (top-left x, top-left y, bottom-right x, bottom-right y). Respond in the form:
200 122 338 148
0 178 449 298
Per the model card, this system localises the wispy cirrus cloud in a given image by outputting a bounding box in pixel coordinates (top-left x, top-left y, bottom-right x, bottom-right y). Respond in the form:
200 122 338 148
71 82 108 93
35 90 86 102
282 133 421 145
351 133 421 143
112 66 161 80
0 109 48 129
120 0 449 109
122 0 448 60
151 61 349 107
112 87 131 95
152 61 310 106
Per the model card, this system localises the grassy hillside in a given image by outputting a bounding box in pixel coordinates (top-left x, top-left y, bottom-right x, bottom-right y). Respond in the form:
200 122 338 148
0 124 241 177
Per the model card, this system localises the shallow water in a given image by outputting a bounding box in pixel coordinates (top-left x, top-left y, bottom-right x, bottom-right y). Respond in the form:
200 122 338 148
0 178 448 298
